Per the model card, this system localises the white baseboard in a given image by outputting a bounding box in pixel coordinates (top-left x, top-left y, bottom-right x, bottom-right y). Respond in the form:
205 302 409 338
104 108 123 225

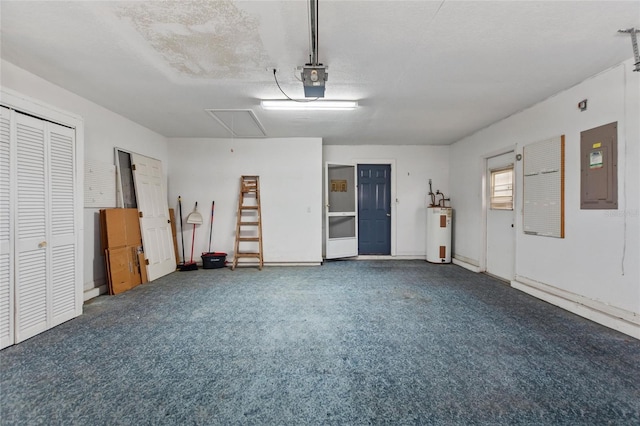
83 284 107 301
354 255 425 260
263 262 322 266
512 277 639 340
229 261 322 267
452 257 482 273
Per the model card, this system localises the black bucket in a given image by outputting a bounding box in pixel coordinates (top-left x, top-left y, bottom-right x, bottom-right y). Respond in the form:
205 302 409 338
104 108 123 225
201 252 227 269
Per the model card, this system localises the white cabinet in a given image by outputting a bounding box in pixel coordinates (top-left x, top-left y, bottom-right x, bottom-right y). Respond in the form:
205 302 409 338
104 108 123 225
0 102 82 349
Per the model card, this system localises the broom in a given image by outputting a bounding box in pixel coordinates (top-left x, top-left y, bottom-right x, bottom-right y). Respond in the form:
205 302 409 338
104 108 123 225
179 200 200 271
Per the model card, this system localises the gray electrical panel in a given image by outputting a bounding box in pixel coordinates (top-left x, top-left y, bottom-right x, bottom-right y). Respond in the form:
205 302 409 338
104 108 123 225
580 122 617 209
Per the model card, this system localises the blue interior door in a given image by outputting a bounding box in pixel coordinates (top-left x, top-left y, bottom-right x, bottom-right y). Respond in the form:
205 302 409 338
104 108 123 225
358 164 391 255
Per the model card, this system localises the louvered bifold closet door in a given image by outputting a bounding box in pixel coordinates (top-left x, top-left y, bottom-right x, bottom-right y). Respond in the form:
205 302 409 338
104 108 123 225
0 107 14 349
15 112 49 342
14 113 78 343
49 122 77 326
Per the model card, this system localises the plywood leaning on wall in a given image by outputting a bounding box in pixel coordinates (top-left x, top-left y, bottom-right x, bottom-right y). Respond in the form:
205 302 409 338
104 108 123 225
523 135 565 238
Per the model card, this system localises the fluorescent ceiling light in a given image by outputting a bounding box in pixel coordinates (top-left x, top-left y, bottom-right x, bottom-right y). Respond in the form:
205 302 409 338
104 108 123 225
261 100 358 111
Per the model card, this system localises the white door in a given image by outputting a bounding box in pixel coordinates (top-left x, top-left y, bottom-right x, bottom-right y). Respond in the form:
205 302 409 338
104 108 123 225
0 107 14 349
486 152 515 281
130 153 175 281
14 112 49 341
48 121 79 327
13 112 79 343
325 163 358 259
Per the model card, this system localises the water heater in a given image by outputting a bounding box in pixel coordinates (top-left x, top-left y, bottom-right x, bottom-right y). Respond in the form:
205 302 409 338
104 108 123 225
426 207 452 263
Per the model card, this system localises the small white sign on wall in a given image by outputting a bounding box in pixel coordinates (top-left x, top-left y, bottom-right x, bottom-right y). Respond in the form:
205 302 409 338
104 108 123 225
84 159 116 208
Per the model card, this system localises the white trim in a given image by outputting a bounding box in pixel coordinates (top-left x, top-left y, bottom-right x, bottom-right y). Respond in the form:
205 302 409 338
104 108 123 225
452 257 482 272
83 284 107 302
228 261 322 267
512 276 640 340
1 88 84 126
355 255 424 260
84 277 106 292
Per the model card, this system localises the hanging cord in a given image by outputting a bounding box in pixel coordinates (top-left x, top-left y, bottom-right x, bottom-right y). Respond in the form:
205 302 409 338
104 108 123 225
272 69 318 102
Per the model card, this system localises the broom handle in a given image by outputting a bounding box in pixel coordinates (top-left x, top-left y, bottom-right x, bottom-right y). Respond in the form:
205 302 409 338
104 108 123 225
208 201 215 253
190 223 196 263
178 196 186 263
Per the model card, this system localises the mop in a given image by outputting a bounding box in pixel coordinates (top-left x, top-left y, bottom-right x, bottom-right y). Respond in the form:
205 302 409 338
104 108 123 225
179 200 202 271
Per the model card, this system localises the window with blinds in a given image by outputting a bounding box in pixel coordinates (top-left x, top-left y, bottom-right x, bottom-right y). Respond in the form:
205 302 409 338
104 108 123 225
490 167 514 210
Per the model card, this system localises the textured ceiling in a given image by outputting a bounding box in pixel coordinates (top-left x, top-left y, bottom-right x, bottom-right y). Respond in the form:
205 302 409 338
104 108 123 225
1 1 638 145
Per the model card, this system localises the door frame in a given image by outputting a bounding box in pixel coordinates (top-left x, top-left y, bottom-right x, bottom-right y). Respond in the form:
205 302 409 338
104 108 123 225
481 147 516 278
353 159 396 256
1 88 84 348
325 162 358 259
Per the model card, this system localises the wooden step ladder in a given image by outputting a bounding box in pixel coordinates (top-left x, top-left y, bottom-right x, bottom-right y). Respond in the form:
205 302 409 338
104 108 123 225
232 176 263 270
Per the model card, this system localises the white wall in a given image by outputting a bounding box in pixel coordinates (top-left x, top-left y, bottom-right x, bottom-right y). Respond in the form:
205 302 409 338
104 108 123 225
449 59 639 334
167 137 323 264
1 60 170 299
323 145 450 257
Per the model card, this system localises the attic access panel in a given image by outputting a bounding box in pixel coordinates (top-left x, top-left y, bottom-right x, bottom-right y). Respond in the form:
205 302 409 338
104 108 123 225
580 122 617 210
205 109 266 138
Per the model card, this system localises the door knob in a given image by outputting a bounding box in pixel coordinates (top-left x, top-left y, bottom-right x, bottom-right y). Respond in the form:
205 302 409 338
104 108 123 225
387 213 391 217
38 241 47 248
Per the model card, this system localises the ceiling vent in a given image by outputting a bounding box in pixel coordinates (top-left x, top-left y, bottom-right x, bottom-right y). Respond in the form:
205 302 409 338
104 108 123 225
205 109 266 138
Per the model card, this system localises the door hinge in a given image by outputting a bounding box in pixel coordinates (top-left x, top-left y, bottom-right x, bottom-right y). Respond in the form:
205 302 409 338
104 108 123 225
139 211 143 218
132 164 136 171
145 258 149 265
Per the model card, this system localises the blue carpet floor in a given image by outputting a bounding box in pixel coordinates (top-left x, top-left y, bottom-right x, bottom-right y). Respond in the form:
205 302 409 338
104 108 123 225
1 260 639 425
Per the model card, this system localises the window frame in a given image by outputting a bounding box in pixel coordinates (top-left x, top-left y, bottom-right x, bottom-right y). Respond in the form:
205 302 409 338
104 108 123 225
490 166 514 211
